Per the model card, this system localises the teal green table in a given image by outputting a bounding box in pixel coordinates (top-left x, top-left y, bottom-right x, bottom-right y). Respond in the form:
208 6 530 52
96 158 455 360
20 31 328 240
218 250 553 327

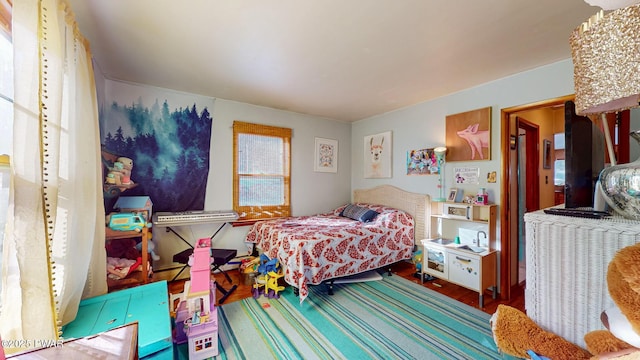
62 281 172 358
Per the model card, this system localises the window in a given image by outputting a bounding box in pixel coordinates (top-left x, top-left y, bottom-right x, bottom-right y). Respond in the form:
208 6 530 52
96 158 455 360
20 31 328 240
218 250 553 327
0 0 12 300
233 121 291 221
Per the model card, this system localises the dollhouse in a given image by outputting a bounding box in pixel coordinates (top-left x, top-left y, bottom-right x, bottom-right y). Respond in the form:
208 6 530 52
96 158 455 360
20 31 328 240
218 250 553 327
173 238 219 359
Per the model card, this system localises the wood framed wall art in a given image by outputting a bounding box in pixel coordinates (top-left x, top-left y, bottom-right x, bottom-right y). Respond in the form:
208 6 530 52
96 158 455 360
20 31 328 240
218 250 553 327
314 137 338 173
445 107 492 161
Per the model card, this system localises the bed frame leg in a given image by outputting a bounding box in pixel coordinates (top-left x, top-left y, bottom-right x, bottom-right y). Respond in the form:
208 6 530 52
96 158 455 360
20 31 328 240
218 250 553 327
293 287 299 297
327 280 335 295
387 267 392 276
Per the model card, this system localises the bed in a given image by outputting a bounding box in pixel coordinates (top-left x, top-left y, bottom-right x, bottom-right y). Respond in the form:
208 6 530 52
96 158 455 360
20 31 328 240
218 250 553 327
245 185 430 302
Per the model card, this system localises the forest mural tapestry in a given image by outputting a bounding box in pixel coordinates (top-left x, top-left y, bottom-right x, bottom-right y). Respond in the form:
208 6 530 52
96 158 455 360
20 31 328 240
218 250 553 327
100 80 216 213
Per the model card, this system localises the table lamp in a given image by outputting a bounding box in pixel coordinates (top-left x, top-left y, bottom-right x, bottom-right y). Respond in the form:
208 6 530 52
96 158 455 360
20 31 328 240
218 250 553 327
570 2 640 219
433 147 447 201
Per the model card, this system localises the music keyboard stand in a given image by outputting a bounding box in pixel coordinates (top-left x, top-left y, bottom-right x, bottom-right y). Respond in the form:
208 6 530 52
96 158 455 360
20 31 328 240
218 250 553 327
170 243 238 304
153 211 239 304
210 248 238 304
168 222 228 281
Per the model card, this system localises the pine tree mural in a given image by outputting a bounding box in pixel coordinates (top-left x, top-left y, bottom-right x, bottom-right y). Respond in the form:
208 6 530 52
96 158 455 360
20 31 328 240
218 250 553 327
101 99 212 212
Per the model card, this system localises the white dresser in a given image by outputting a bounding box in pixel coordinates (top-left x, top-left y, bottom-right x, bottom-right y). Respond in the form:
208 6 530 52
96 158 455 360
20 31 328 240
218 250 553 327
524 209 640 348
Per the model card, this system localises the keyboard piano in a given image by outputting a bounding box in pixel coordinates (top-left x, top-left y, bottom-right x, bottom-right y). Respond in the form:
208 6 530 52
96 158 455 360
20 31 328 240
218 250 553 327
152 210 238 227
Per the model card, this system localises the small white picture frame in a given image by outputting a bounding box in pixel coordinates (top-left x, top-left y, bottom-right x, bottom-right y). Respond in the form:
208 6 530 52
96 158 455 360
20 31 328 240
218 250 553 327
314 137 338 173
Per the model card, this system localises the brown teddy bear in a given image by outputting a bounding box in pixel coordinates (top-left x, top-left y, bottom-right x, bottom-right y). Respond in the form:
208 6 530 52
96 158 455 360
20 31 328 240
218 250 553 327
490 243 640 359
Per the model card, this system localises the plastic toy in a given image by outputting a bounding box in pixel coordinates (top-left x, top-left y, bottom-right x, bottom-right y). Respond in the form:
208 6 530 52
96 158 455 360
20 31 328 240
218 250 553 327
108 212 147 232
252 254 284 299
171 238 219 359
265 271 285 297
412 249 423 272
257 253 279 274
252 278 265 299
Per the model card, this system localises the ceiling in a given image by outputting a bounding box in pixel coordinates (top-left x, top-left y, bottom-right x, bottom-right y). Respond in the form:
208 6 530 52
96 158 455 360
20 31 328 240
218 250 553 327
67 0 600 122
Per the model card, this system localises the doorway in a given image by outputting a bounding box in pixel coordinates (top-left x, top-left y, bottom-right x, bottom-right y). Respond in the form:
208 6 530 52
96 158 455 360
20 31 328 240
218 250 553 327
499 94 573 300
516 117 540 284
500 97 632 299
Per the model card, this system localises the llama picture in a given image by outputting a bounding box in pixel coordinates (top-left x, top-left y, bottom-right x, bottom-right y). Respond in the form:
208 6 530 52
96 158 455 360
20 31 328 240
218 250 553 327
364 131 392 178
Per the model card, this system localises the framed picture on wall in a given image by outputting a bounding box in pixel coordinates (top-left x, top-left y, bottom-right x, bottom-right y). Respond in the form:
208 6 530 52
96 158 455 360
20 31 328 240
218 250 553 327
314 137 338 173
364 131 392 178
407 148 438 175
447 188 458 202
543 139 552 169
445 107 492 161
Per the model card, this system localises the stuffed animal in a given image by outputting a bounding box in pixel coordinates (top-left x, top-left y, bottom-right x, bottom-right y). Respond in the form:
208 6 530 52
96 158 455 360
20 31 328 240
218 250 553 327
104 156 135 185
490 243 640 359
117 157 134 184
586 243 640 357
106 161 125 185
135 238 160 261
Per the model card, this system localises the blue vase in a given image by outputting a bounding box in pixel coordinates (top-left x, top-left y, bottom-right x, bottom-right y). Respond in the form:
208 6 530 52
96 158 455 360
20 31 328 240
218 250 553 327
599 129 640 220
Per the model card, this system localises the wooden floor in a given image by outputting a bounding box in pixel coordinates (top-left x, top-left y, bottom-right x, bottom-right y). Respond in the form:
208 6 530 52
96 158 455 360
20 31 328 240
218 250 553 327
157 260 524 315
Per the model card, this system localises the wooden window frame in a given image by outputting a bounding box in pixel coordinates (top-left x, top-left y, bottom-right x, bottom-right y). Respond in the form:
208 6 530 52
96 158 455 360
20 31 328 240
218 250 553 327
233 121 291 221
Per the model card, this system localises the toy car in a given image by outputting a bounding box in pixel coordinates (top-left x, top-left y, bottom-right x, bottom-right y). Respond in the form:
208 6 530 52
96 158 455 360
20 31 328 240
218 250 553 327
108 212 147 232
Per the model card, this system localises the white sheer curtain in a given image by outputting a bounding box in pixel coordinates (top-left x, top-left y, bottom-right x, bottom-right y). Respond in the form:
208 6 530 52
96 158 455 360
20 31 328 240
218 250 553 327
0 0 106 349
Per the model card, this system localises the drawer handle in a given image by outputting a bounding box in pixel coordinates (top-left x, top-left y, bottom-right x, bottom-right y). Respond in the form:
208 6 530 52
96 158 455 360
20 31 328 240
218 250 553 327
455 256 471 262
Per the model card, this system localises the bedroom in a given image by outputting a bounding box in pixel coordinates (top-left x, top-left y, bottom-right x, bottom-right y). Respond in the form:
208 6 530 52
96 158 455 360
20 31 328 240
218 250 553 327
2 0 640 357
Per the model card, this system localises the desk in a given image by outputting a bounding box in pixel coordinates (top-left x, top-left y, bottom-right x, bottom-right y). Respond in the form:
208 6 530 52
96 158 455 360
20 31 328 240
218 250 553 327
106 226 148 291
524 209 640 347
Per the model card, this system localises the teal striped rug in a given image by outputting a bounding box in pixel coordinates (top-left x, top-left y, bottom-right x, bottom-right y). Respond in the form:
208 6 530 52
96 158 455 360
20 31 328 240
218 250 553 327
175 274 512 359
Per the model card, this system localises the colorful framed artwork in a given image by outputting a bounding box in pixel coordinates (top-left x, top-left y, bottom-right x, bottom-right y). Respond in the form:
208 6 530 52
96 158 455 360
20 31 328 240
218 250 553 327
407 148 438 175
364 131 392 178
445 106 492 161
314 137 338 173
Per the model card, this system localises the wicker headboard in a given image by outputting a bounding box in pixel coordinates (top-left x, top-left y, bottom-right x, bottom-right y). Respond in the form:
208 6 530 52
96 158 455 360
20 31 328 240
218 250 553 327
353 185 430 244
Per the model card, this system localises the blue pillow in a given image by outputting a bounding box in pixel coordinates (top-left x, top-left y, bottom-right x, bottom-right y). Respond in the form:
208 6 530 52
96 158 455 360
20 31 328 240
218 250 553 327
340 204 379 222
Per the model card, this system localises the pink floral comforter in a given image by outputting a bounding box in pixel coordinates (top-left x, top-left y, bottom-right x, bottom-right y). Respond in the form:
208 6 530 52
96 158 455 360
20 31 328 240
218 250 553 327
244 203 415 302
